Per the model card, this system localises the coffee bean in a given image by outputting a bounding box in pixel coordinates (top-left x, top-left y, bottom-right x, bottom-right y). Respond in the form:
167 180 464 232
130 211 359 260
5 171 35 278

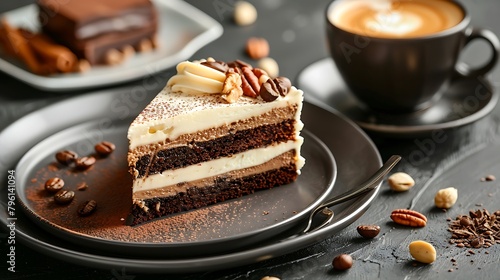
332 254 353 270
75 156 96 170
260 79 279 102
44 177 64 193
54 190 74 204
356 225 381 239
273 77 291 96
485 175 496 181
55 150 78 165
94 141 116 156
78 200 97 216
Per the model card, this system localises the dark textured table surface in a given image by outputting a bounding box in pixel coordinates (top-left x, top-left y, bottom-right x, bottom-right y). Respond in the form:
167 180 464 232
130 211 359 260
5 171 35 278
1 0 500 279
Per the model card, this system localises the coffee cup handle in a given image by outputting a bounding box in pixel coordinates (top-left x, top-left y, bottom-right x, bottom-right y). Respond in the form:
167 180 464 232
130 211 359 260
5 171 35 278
455 27 500 78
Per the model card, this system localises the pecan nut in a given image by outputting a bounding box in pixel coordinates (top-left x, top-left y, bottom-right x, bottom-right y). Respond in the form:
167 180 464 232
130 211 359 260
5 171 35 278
390 209 427 227
238 66 260 98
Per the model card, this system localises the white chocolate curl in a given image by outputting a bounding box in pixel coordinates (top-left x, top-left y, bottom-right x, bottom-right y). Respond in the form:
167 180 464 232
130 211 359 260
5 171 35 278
167 61 226 93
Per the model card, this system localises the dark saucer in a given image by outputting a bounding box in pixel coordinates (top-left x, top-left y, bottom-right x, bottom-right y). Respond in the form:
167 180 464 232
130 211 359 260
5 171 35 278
297 58 498 137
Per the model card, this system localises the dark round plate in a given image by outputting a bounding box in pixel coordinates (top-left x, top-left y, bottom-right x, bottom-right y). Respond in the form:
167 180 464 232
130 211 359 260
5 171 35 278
0 87 381 273
15 118 336 258
298 58 498 137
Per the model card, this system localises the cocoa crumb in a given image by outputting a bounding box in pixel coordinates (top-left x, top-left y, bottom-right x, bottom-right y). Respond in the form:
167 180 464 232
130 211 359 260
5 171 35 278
77 182 88 191
448 209 500 249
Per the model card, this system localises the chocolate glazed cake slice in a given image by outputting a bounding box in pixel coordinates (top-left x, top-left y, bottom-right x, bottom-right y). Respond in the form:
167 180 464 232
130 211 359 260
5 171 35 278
37 0 158 65
127 59 305 225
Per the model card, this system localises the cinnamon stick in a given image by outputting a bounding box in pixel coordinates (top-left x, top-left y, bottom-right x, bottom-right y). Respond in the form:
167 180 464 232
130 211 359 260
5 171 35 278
0 18 46 74
19 28 77 73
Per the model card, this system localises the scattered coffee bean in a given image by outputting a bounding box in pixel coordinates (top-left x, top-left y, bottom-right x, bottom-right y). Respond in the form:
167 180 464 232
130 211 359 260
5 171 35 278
75 156 96 170
54 190 75 205
356 225 381 239
94 141 116 156
55 150 78 165
44 177 64 193
77 182 88 191
332 254 353 270
78 200 97 216
484 175 496 181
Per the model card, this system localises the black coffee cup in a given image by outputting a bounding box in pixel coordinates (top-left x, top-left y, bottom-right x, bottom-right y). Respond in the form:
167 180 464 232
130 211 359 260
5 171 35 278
326 0 500 113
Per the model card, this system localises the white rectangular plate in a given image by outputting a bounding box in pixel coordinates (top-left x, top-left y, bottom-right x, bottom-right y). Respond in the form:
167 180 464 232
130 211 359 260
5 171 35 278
0 0 223 91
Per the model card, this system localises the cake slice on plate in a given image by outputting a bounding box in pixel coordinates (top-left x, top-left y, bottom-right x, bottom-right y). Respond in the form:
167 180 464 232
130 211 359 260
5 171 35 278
37 0 158 65
127 59 305 225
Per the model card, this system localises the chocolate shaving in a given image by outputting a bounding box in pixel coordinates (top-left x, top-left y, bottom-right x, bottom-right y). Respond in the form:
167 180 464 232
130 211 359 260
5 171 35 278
448 209 500 249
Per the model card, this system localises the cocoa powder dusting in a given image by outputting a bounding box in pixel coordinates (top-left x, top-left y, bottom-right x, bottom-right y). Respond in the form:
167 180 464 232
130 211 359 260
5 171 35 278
25 153 267 244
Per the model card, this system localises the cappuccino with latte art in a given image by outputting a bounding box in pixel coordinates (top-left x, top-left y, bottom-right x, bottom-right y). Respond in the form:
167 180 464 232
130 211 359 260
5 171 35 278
326 0 499 112
328 0 464 38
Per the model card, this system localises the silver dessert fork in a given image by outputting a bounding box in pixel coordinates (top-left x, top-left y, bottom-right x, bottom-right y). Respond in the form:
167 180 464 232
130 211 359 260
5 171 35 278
301 155 402 234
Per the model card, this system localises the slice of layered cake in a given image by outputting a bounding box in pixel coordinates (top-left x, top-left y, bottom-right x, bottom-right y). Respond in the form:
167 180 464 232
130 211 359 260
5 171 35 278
127 59 305 225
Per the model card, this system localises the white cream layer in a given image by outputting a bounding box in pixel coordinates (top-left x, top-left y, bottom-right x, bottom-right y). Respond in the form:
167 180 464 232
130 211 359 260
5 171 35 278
128 87 304 150
132 139 305 193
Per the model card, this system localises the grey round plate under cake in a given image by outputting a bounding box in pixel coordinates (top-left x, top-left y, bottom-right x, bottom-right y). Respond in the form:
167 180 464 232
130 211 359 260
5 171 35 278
298 58 498 137
0 87 382 273
15 119 337 258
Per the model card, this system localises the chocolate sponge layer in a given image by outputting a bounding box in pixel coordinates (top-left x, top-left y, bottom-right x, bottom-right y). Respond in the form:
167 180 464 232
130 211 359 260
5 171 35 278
134 119 296 178
128 165 297 226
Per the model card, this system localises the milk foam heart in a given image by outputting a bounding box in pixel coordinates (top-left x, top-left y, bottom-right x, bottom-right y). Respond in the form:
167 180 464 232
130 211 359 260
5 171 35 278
328 0 464 38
